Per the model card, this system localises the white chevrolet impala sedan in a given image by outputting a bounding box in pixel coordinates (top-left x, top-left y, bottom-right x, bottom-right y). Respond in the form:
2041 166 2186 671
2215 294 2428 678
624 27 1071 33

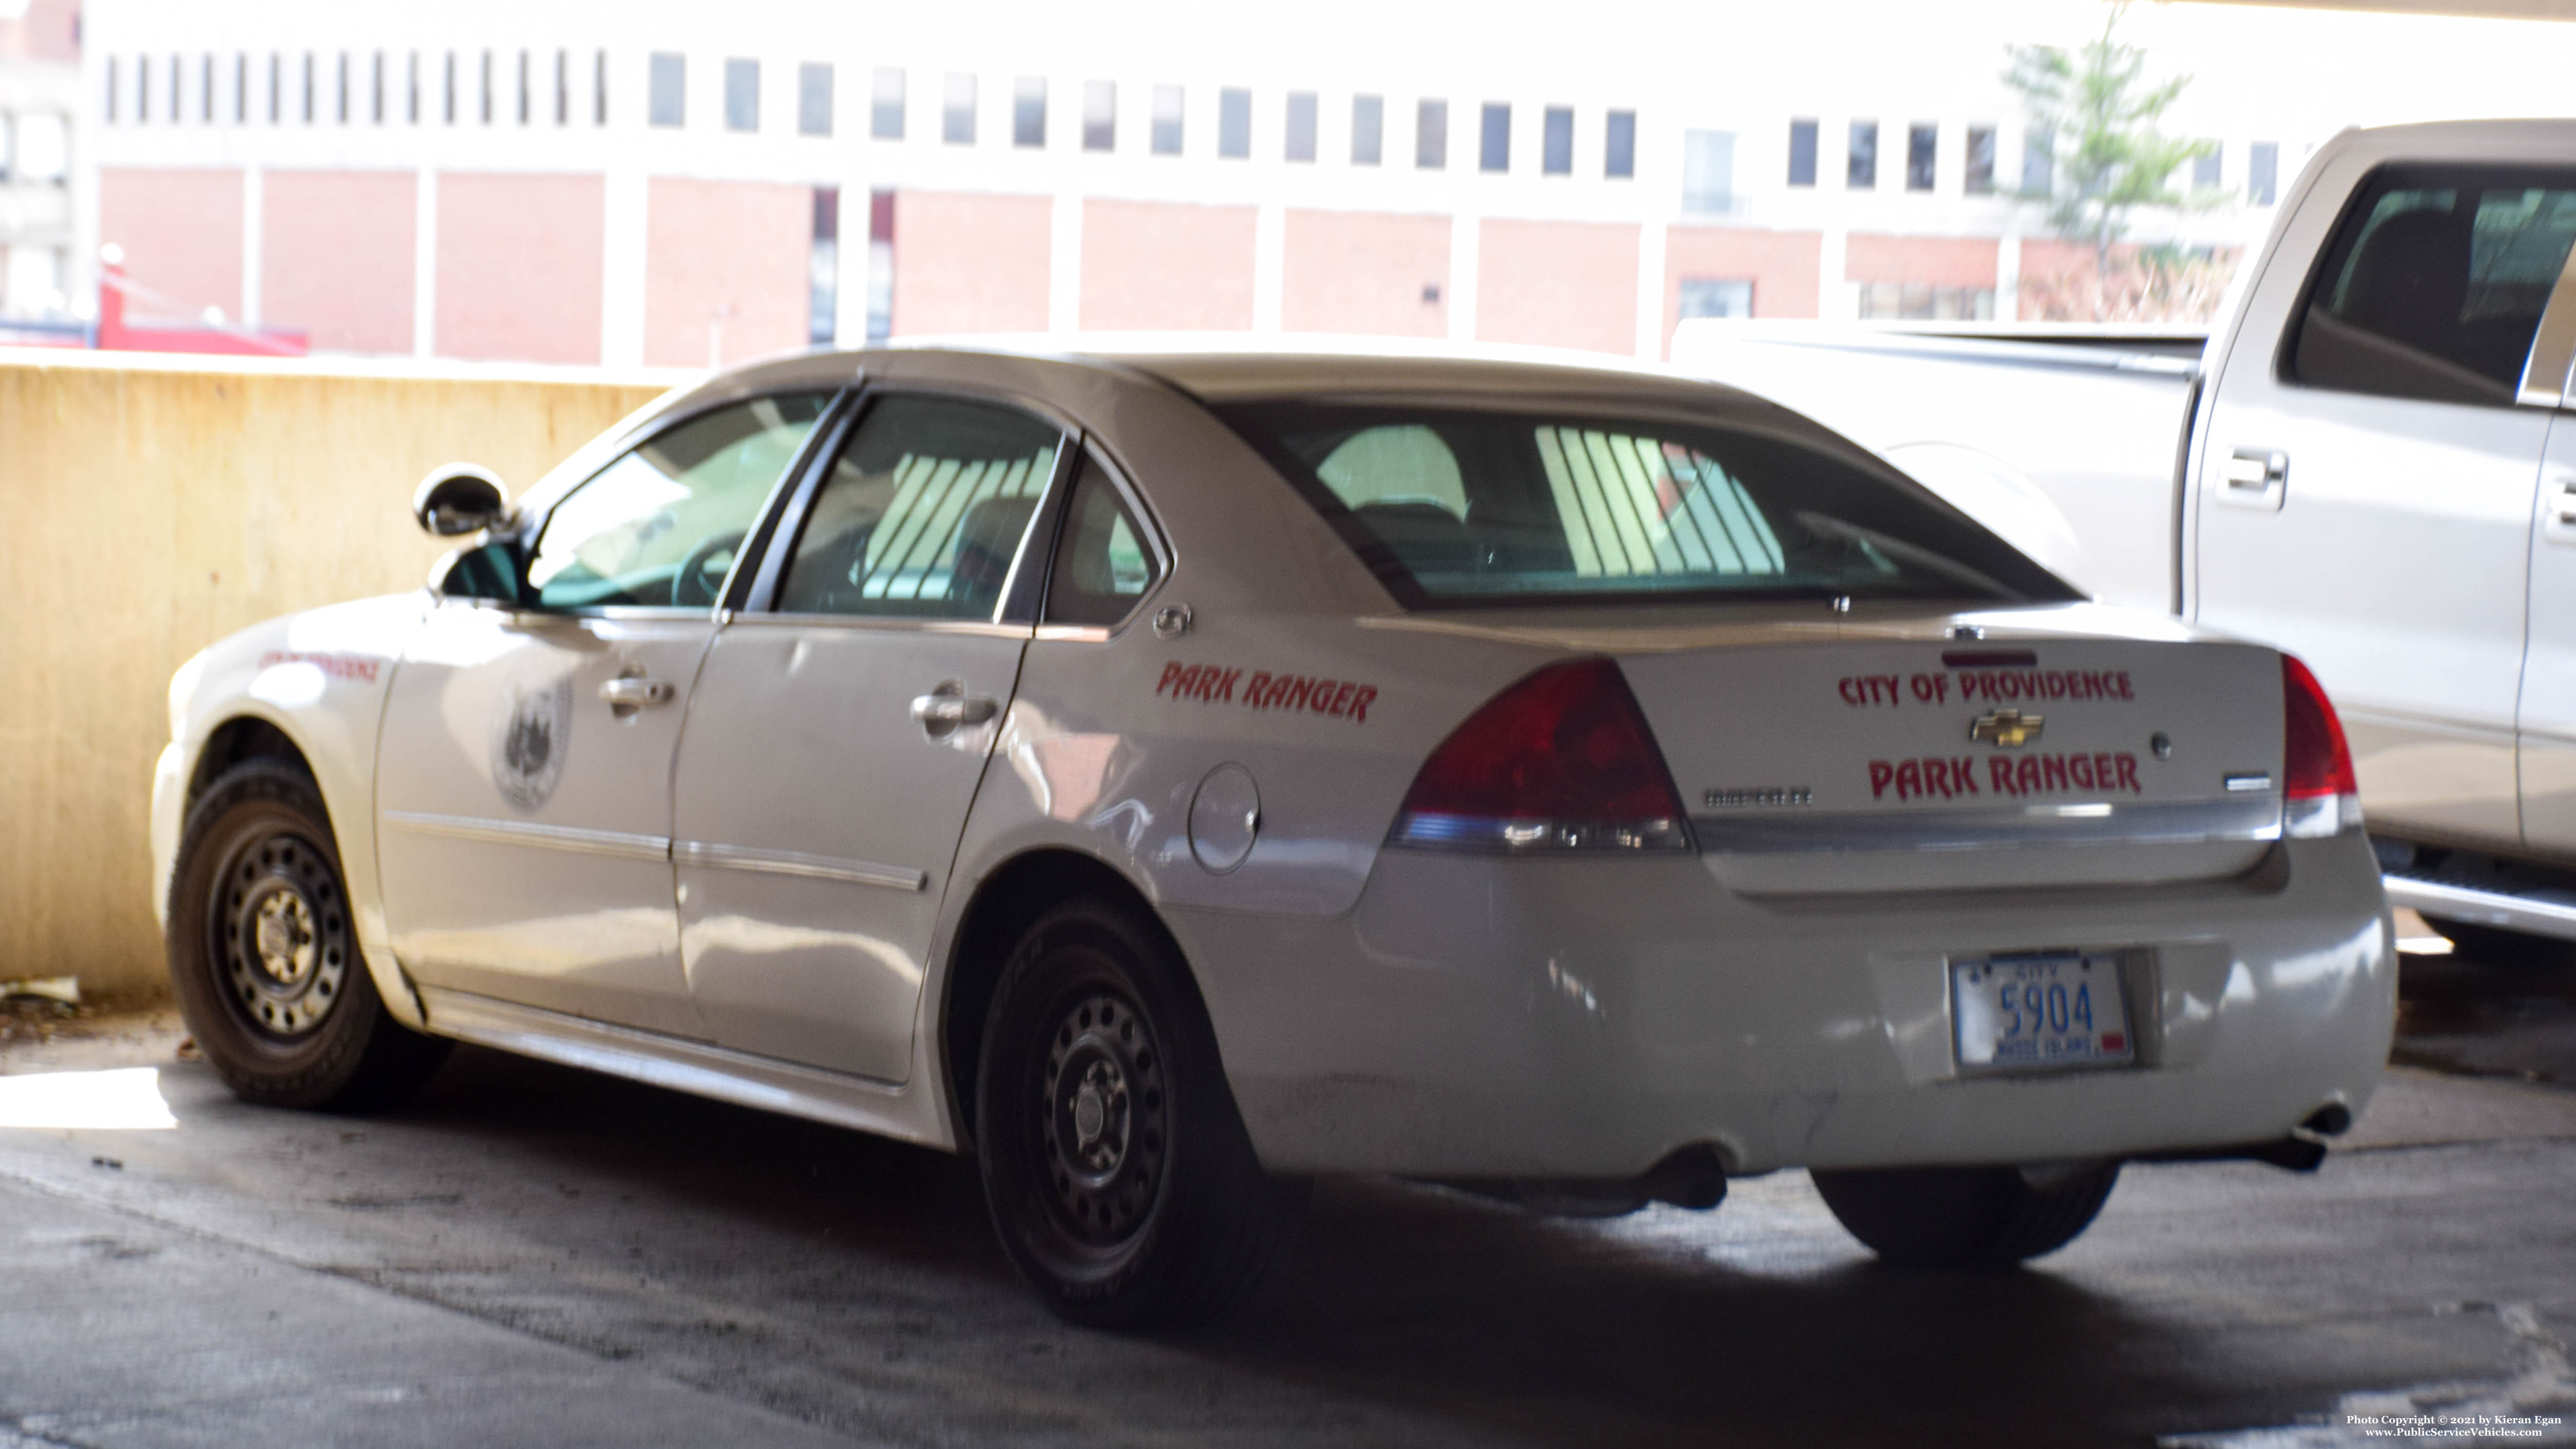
151 344 2396 1326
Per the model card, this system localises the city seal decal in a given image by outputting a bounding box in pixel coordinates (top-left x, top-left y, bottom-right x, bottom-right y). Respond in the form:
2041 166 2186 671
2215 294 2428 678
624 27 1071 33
490 671 575 812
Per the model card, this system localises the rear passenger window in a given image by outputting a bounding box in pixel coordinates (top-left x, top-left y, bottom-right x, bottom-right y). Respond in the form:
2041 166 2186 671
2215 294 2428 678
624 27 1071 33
1042 454 1164 627
776 395 1063 620
2287 165 2576 406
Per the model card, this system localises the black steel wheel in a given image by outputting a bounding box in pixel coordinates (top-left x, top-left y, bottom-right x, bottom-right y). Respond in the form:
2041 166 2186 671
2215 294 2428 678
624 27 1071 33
1812 1161 2120 1268
975 898 1304 1328
166 759 449 1110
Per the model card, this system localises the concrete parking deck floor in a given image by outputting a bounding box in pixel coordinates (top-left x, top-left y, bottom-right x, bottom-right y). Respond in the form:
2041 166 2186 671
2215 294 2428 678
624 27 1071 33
4 947 2572 1448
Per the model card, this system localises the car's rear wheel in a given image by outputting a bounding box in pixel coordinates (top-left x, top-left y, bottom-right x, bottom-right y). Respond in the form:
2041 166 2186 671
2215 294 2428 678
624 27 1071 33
1811 1162 2119 1268
166 760 449 1110
2420 916 2572 968
974 897 1305 1328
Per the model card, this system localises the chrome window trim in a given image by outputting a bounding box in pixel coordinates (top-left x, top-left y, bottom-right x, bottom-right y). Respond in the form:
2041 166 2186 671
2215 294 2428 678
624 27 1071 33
383 810 670 863
1034 436 1175 638
672 840 925 892
719 613 1033 640
1692 796 2283 855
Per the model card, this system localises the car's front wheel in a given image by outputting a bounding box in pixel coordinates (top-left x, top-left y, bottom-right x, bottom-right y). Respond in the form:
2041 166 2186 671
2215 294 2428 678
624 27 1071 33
166 759 450 1110
1811 1161 2119 1268
974 898 1305 1328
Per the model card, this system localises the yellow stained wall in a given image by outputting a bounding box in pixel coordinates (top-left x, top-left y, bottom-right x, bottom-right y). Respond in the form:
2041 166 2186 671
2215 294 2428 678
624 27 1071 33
0 351 676 997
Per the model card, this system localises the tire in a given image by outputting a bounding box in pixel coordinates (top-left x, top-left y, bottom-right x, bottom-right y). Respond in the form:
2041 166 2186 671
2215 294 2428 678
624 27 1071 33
166 760 450 1111
974 897 1306 1329
1811 1162 2120 1268
2420 916 2572 968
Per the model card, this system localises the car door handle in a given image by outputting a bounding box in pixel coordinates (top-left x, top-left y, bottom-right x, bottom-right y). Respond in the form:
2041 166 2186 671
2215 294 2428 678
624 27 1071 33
2552 476 2576 528
911 690 999 729
599 676 676 712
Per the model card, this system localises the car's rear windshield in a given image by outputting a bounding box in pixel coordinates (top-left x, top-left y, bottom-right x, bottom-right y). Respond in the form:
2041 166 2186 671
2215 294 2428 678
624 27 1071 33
1215 401 2073 609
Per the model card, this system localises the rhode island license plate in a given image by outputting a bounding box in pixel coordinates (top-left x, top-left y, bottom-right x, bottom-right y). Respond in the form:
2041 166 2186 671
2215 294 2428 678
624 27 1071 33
1952 953 2134 1074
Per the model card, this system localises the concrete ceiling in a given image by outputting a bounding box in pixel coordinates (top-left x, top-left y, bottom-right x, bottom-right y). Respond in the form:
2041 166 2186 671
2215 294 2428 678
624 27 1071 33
2188 0 2576 20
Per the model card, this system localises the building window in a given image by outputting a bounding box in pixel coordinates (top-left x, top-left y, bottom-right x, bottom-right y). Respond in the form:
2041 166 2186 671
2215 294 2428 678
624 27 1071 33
476 50 490 125
1417 98 1447 168
1542 106 1573 176
1285 90 1316 162
1352 94 1382 165
272 53 283 124
441 52 453 125
405 51 418 125
203 53 214 123
307 52 320 125
595 50 608 125
337 51 349 124
104 57 117 124
2192 144 2221 189
2022 127 2053 197
1848 120 1877 188
1151 84 1182 154
553 49 567 126
810 186 838 347
867 189 895 343
1906 123 1936 190
1480 102 1509 172
1013 77 1045 147
372 51 386 125
648 52 684 127
1859 283 1995 321
800 63 831 136
134 53 148 125
872 67 903 139
725 58 757 132
1679 278 1753 320
169 53 180 123
1789 121 1821 186
238 53 250 123
1218 86 1250 158
517 49 529 125
1084 80 1114 151
2249 141 2278 205
1605 109 1635 178
1965 126 1996 194
943 73 976 144
1683 129 1735 213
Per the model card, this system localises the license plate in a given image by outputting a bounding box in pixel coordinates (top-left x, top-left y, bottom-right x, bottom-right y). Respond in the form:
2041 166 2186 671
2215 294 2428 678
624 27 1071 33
1952 953 2134 1073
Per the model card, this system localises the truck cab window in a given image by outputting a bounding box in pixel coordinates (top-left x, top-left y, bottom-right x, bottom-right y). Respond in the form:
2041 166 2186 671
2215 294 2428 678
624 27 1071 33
2287 165 2576 407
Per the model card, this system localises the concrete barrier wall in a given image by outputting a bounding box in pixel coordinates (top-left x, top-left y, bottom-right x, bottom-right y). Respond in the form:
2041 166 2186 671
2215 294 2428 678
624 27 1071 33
0 351 679 998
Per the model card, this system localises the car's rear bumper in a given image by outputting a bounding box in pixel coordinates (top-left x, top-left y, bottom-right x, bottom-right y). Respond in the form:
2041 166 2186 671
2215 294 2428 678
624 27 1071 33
1171 834 2395 1178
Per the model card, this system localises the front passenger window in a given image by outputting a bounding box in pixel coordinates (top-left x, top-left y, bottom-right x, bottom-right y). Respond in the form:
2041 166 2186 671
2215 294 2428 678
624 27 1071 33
528 393 830 609
776 395 1064 619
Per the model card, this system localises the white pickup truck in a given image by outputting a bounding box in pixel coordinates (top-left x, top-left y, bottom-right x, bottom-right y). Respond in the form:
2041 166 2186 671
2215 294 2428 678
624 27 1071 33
1677 119 2576 960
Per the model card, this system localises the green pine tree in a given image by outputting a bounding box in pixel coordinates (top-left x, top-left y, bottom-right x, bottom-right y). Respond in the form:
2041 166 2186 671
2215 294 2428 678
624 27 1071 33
2006 5 2218 280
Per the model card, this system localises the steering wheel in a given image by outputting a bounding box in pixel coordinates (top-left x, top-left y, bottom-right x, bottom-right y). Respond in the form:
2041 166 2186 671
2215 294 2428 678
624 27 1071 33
673 529 749 608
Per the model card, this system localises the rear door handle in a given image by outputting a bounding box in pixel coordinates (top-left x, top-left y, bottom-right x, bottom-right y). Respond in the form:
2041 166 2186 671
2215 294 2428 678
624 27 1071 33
2548 475 2576 536
911 681 999 741
2219 447 2288 512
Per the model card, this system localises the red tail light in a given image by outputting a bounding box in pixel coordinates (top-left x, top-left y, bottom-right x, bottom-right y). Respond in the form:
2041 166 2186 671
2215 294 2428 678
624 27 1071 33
1389 658 1692 852
2281 653 2361 837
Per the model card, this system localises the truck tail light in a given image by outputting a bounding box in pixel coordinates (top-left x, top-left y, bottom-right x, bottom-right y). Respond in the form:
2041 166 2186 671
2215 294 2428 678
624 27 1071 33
1388 657 1692 852
2282 653 2362 839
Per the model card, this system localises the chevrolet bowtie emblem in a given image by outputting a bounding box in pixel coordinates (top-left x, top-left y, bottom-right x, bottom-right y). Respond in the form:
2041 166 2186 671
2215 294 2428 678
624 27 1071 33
1969 709 2044 747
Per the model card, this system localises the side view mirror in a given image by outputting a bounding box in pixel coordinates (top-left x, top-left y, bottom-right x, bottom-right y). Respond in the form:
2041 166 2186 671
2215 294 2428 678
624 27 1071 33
413 465 514 537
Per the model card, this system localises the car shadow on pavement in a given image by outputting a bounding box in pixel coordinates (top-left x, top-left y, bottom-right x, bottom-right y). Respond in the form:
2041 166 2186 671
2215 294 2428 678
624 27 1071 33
333 1045 2294 1448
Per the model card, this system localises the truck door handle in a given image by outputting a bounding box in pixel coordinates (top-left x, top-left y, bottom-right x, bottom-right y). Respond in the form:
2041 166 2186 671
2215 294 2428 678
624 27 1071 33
599 675 676 715
2552 478 2576 525
2224 448 2288 491
911 680 999 740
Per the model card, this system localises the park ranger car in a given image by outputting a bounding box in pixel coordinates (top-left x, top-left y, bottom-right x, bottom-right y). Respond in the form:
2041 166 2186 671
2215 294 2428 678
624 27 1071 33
150 342 2396 1327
